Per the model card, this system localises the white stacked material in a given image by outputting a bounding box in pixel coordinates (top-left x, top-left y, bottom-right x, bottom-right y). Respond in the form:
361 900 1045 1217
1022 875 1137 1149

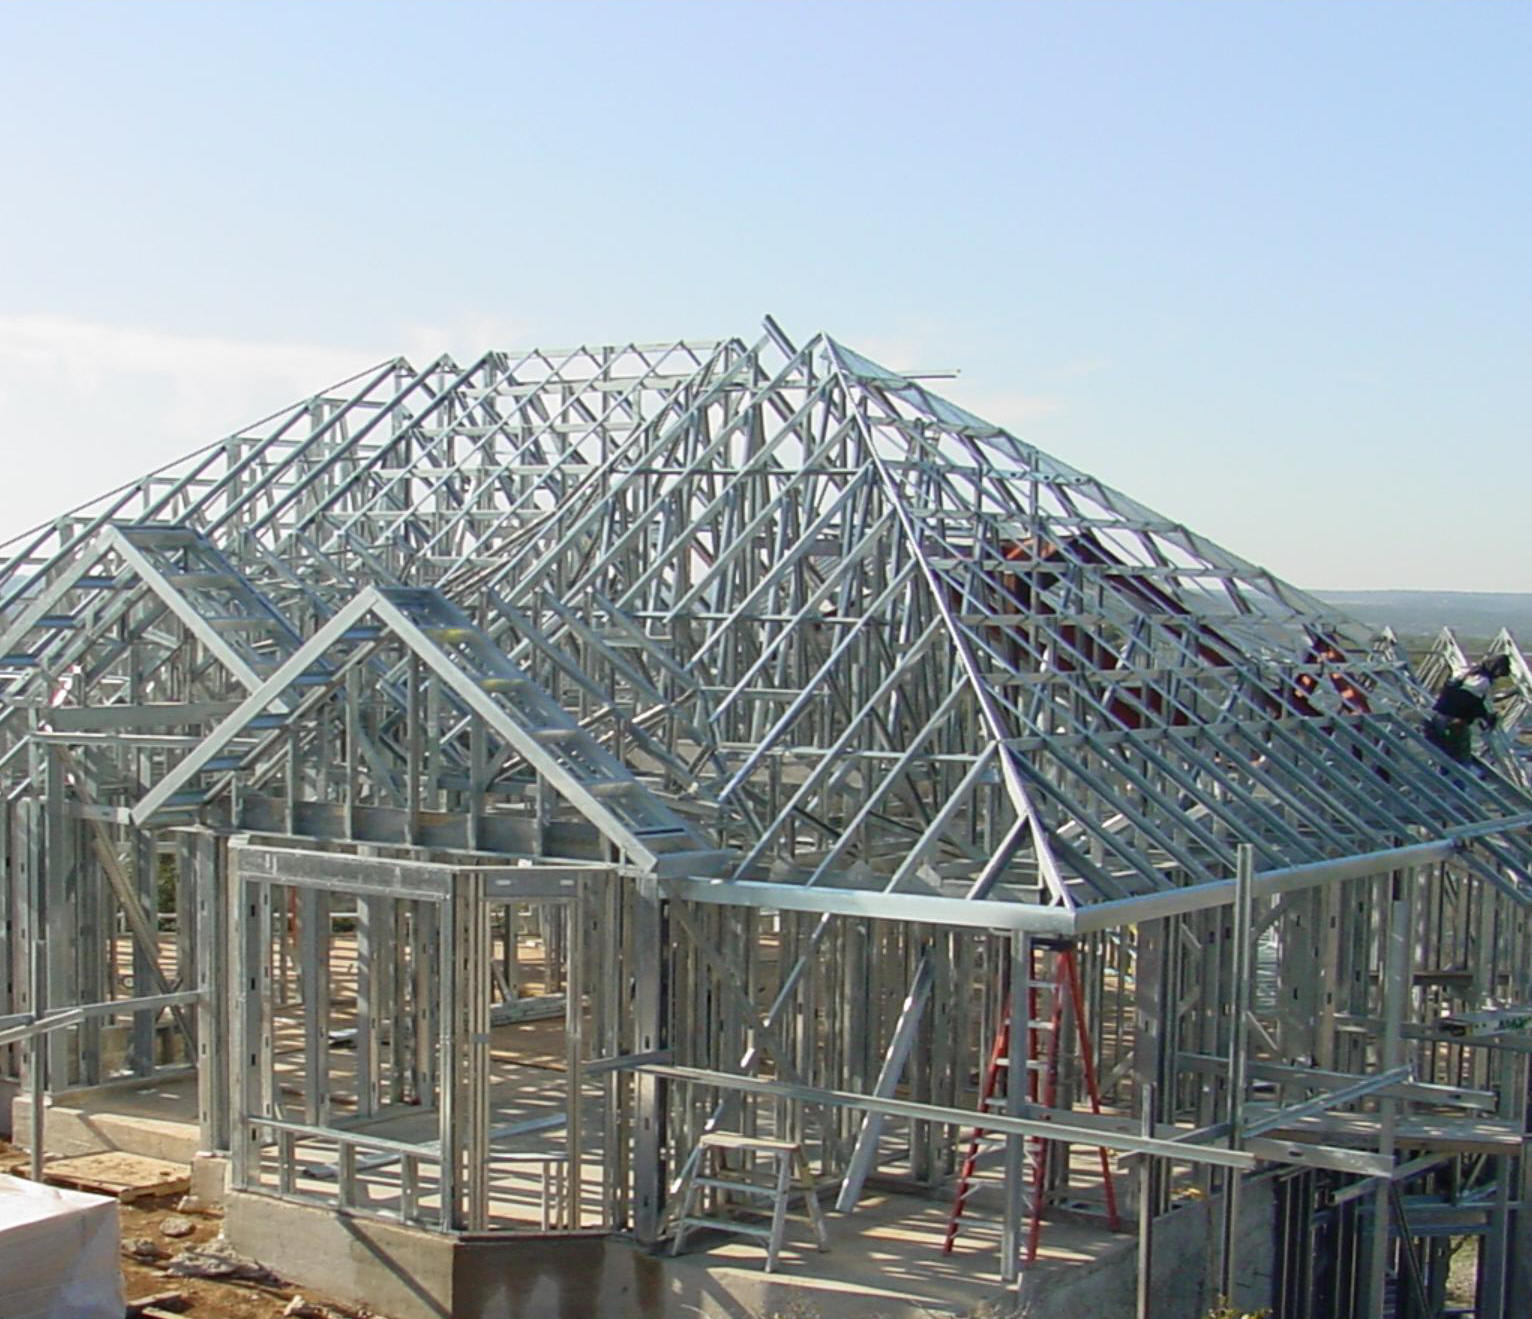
0 1173 123 1319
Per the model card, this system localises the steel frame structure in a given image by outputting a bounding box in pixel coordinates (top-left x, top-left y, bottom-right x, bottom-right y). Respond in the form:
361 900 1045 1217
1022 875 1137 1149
3 320 1532 1316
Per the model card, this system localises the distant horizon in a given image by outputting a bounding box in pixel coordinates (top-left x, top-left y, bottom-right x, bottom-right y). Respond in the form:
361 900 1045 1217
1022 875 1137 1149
1317 587 1532 599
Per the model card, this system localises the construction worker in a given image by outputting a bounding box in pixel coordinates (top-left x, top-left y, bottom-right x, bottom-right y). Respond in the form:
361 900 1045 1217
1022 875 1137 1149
1423 654 1511 763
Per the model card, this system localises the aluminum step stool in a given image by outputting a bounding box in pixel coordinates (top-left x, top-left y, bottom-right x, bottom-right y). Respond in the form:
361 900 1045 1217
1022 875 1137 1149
670 1132 829 1271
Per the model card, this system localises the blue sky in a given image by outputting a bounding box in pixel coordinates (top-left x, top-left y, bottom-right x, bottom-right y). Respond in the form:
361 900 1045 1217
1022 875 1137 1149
1 0 1527 591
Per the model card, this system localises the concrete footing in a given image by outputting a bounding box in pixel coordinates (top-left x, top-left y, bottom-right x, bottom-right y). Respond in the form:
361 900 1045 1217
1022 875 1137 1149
11 1092 201 1163
220 1177 1277 1319
1015 1179 1275 1319
226 1192 674 1319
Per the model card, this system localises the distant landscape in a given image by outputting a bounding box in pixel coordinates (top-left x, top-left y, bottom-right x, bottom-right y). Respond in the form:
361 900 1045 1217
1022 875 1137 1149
1316 590 1532 652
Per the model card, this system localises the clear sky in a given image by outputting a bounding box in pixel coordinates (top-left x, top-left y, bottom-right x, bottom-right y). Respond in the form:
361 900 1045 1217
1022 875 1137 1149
1 1 1527 591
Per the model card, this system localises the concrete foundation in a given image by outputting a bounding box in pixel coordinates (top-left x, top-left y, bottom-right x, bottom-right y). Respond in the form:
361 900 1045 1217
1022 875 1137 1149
11 1079 201 1163
223 1178 1277 1319
1016 1178 1276 1319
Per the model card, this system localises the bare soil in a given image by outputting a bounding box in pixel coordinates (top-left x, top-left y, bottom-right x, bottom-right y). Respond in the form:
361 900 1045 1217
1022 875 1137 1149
4 1140 391 1319
121 1194 298 1319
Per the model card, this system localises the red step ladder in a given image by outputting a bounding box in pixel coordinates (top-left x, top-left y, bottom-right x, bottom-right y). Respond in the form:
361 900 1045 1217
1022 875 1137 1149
943 942 1121 1260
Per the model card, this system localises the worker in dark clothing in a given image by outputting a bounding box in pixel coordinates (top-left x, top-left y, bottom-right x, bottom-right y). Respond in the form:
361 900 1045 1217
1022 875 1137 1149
1424 654 1512 763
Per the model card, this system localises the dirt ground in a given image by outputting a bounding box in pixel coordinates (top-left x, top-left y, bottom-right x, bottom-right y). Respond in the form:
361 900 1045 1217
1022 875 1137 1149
4 1140 392 1319
120 1193 395 1319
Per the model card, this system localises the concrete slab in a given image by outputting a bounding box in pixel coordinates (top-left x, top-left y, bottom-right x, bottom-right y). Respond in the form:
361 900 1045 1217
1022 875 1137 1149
223 1181 1120 1319
12 1074 201 1163
226 1190 456 1319
223 1170 1279 1319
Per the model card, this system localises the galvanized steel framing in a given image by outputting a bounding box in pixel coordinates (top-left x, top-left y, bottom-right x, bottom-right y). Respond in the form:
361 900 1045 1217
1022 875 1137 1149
3 321 1532 1316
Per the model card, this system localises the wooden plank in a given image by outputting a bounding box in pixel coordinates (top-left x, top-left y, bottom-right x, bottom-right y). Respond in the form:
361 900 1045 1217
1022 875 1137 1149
125 1292 190 1317
42 1151 190 1202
